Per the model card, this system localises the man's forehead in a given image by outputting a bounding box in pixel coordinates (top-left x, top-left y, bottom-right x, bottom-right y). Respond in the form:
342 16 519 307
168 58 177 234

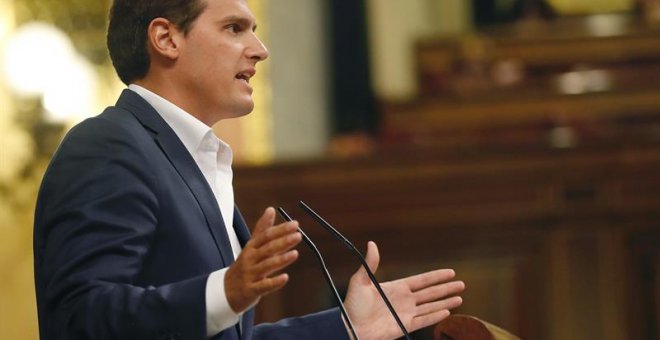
205 0 256 22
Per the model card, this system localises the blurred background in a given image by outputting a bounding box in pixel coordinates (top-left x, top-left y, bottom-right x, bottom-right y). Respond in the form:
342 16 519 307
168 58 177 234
2 0 660 339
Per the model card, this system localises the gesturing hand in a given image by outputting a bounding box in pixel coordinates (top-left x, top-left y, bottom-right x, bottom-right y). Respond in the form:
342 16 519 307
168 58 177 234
224 207 302 313
344 242 465 340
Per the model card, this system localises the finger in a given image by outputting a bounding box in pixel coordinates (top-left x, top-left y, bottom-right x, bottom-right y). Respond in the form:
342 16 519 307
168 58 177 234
253 207 276 235
416 296 463 316
407 269 456 292
354 241 380 285
410 309 451 332
252 273 290 296
253 249 299 278
250 220 300 249
253 229 302 261
364 241 380 273
414 281 465 304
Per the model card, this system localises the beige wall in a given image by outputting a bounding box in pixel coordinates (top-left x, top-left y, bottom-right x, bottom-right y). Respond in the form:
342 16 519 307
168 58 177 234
268 0 330 160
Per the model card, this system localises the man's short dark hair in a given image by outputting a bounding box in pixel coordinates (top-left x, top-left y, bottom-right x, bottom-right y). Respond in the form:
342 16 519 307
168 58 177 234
107 0 207 85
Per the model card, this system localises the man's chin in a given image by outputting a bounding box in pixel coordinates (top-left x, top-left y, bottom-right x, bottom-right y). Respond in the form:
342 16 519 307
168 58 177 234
238 101 255 117
223 102 254 120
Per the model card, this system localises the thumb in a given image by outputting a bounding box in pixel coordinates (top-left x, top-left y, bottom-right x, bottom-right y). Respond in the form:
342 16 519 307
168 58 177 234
254 207 276 234
356 241 380 284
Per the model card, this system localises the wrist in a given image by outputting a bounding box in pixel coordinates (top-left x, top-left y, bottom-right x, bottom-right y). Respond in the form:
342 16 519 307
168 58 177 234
341 313 357 340
224 266 259 314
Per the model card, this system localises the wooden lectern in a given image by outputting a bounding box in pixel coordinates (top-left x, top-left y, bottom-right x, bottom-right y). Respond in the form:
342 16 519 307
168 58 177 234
434 315 521 340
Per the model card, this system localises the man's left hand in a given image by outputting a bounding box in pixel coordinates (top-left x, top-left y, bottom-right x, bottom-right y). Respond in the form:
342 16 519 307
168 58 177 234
343 241 465 340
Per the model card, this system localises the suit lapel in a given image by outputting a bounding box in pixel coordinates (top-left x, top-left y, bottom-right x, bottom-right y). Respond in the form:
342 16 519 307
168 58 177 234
115 90 235 266
233 206 251 247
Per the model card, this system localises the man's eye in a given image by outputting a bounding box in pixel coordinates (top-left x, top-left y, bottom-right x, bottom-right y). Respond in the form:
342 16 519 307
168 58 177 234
227 24 241 33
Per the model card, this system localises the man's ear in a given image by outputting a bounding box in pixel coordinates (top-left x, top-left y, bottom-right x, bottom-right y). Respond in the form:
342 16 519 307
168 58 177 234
147 17 182 60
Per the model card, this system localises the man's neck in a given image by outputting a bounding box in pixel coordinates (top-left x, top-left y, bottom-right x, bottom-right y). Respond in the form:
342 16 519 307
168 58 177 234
132 78 219 127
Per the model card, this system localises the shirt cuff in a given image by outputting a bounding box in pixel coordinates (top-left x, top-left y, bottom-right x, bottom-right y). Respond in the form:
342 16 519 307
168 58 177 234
206 268 241 337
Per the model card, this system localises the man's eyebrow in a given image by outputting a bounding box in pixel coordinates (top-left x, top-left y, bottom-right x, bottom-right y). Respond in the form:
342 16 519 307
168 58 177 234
218 15 258 31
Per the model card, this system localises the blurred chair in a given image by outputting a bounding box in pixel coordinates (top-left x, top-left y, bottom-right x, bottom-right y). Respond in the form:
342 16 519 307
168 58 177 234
434 315 522 340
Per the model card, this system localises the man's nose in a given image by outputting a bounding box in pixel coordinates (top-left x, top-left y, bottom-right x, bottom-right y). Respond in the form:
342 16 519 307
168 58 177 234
249 35 269 61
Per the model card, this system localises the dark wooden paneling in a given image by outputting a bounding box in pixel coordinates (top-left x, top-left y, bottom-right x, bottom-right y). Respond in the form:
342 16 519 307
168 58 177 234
234 145 660 339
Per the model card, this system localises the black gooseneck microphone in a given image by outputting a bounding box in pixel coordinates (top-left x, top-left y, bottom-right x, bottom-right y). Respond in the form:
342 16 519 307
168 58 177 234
276 207 360 340
298 201 413 340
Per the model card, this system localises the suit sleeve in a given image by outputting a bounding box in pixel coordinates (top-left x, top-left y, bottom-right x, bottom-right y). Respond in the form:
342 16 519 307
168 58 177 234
252 308 350 340
34 117 207 340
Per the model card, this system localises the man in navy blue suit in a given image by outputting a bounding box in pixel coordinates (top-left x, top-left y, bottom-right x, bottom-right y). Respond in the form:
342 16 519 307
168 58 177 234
33 0 465 339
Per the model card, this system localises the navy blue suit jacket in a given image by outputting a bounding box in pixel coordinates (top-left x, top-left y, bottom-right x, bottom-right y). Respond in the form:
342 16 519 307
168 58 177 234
34 90 348 339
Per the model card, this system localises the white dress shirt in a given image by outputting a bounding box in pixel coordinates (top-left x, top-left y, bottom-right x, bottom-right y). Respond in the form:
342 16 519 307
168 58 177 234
129 84 242 337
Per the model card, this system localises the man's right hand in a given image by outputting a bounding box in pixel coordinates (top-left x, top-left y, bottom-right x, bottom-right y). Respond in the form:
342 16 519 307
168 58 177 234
224 207 302 313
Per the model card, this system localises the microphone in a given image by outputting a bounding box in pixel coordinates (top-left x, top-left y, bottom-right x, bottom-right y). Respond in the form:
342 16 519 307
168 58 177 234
276 207 360 340
298 201 413 340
